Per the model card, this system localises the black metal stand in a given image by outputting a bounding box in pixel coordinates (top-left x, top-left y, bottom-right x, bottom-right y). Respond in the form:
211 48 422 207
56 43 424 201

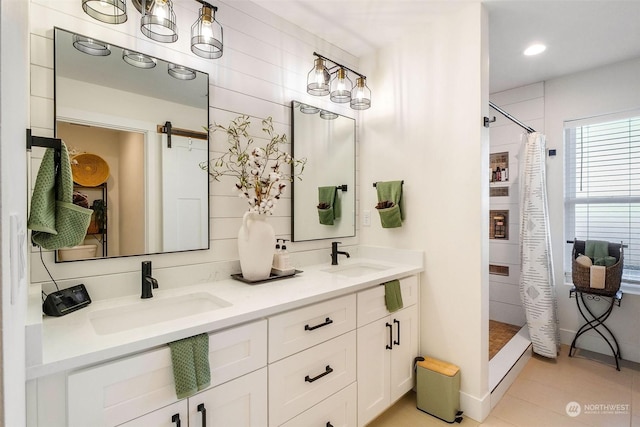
569 287 622 370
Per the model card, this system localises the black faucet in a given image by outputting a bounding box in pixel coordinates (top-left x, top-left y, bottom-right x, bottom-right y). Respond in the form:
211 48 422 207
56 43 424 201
331 241 351 265
141 261 159 299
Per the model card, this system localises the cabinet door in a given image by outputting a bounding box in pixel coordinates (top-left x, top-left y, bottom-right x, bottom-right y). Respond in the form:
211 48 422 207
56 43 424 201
188 367 267 427
356 317 391 427
389 304 418 402
118 401 187 427
280 382 357 427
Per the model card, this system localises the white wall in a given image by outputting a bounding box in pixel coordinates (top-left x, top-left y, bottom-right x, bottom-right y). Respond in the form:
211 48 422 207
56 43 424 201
488 83 545 327
360 3 491 421
1 1 30 425
545 57 640 363
27 0 360 297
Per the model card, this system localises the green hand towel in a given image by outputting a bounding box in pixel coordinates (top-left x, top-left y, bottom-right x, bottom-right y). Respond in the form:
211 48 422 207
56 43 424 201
318 186 337 225
169 333 211 399
28 142 93 250
585 240 609 261
384 280 403 313
193 333 211 392
376 181 404 228
594 256 617 267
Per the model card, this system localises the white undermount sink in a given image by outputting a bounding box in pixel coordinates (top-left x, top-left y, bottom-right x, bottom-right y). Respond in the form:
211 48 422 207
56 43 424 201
322 262 390 277
89 292 231 335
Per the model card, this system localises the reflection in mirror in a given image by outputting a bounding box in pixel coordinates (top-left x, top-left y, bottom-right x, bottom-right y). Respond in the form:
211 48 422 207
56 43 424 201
291 101 356 241
53 28 210 261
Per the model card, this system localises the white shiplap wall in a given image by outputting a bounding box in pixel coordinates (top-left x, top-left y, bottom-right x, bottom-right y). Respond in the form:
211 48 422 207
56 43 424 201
488 82 544 327
28 0 360 296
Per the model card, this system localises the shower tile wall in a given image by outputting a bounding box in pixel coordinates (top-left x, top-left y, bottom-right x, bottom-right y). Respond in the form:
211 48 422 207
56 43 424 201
489 82 545 326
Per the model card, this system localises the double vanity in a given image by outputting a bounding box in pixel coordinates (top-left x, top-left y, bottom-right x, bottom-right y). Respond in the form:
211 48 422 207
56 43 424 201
27 248 423 427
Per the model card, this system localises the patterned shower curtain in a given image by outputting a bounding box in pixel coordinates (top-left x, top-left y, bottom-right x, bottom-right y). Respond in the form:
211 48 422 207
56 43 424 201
519 132 560 358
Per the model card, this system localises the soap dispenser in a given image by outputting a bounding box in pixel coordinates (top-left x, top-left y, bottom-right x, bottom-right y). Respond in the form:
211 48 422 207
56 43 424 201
272 239 282 268
272 239 295 276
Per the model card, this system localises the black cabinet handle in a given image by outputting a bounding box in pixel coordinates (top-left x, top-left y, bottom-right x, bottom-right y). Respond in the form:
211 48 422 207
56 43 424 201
386 322 393 350
305 365 334 383
197 403 206 427
305 317 333 331
326 423 334 427
171 413 181 427
394 318 401 346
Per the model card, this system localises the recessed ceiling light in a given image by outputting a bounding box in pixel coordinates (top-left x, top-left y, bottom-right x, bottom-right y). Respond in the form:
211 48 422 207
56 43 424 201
524 44 546 56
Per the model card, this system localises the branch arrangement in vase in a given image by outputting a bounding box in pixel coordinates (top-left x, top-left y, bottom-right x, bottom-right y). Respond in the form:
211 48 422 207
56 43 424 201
201 115 306 215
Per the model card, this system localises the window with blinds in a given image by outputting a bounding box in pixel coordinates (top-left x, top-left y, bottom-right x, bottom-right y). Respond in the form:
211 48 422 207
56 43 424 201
564 112 640 283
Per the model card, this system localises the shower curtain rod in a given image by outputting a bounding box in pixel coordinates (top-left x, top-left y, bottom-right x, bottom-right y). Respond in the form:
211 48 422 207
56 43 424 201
487 101 536 133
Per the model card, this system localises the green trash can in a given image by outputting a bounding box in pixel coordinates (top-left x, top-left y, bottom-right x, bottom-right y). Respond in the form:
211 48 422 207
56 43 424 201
415 356 463 423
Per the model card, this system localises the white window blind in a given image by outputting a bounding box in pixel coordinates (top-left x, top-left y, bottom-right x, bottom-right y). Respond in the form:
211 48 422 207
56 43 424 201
564 112 640 283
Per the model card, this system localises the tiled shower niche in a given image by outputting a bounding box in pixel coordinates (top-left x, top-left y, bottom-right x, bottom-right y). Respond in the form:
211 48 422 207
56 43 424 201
490 209 509 240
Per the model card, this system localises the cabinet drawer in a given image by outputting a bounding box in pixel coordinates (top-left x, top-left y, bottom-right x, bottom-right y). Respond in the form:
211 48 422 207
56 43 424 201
68 319 267 427
269 294 356 362
357 276 418 327
280 382 357 427
118 400 187 427
268 331 356 426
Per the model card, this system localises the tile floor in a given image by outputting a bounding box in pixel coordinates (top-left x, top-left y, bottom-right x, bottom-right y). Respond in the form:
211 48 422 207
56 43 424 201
368 345 640 426
489 320 522 360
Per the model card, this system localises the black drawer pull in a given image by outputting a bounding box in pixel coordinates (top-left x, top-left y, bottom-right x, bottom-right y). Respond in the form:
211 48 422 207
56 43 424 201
305 365 334 383
305 317 333 331
394 318 401 346
197 403 206 427
327 423 334 427
386 322 393 349
171 413 181 427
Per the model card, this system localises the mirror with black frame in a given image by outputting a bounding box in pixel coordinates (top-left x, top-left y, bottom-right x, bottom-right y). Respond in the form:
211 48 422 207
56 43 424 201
291 101 356 241
53 28 210 261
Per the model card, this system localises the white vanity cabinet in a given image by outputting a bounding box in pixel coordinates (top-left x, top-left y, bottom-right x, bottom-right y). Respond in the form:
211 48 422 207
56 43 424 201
268 294 357 427
356 276 419 427
66 319 267 427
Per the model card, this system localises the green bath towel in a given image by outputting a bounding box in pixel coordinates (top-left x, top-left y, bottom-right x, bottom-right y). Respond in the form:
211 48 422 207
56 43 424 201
376 181 404 228
318 186 340 225
28 142 93 249
384 280 403 313
594 256 617 267
169 333 211 399
585 240 610 261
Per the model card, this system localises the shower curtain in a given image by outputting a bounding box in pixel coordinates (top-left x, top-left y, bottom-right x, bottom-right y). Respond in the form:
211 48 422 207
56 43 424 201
519 132 560 358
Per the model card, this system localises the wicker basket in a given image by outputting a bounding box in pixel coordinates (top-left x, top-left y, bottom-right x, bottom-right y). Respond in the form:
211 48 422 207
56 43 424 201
571 240 623 296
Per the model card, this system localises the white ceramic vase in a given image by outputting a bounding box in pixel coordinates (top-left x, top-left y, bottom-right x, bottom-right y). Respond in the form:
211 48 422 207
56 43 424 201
237 211 276 281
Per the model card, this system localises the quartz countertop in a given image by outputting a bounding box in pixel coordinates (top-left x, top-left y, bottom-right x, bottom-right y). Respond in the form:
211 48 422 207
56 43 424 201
27 252 423 380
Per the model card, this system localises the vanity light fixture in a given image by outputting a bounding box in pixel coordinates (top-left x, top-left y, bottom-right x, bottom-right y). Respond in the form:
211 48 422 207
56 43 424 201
350 76 371 110
307 52 371 110
83 0 224 60
140 0 178 43
299 104 320 114
191 1 223 59
82 0 127 24
307 58 331 96
122 50 157 69
319 110 338 120
168 63 196 80
329 68 352 103
72 34 111 56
